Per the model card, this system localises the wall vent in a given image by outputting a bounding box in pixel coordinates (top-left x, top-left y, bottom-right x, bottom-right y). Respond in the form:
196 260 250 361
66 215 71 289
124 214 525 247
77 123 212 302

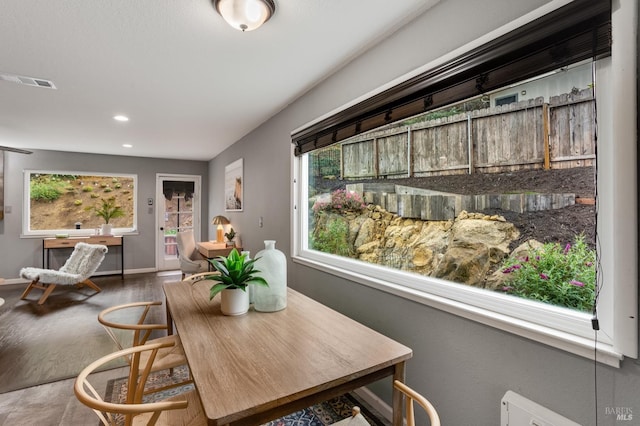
501 391 581 426
0 73 56 89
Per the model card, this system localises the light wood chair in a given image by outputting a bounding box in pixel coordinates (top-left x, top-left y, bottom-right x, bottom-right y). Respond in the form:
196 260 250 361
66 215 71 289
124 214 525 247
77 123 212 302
394 380 441 426
330 406 371 426
74 341 207 426
98 301 191 393
20 242 107 304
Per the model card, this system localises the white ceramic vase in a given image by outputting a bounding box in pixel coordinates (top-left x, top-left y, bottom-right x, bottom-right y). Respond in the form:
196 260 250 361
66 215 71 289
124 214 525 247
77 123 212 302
220 288 249 316
253 240 287 312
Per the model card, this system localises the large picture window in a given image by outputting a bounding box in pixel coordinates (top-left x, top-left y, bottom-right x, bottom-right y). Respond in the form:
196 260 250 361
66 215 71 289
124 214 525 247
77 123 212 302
307 59 596 311
292 0 637 366
23 170 138 236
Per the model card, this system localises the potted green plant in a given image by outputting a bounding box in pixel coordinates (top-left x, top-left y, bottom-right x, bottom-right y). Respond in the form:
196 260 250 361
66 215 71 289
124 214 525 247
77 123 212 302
205 248 268 315
88 197 125 235
224 227 237 247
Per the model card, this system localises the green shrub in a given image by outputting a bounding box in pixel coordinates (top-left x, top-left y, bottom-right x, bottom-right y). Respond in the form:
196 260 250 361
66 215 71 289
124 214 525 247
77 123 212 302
310 215 353 257
114 183 122 189
499 234 596 312
74 200 83 206
103 187 112 192
30 181 63 201
82 186 93 192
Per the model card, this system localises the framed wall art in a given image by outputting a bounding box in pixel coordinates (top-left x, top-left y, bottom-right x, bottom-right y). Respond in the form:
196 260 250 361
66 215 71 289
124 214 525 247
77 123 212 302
224 158 243 211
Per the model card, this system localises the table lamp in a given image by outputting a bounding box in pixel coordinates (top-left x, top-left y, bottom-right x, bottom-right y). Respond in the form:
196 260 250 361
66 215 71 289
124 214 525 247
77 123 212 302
212 215 230 243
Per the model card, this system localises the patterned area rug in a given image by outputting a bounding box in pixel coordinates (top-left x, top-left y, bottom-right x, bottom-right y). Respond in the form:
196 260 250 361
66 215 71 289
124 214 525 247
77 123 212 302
105 366 390 426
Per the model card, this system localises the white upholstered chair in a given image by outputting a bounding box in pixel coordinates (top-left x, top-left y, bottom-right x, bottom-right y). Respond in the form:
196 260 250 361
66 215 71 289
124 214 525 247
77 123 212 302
176 230 208 279
20 242 107 304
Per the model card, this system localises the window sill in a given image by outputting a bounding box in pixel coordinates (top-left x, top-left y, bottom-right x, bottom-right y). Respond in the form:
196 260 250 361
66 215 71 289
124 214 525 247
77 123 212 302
21 229 139 239
292 255 624 368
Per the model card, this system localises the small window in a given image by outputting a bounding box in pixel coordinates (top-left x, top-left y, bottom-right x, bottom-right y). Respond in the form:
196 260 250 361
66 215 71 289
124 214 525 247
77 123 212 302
495 94 518 106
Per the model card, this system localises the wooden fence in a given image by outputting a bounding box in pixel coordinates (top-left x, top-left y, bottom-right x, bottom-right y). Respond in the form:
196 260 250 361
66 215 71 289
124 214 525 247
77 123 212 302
340 89 595 179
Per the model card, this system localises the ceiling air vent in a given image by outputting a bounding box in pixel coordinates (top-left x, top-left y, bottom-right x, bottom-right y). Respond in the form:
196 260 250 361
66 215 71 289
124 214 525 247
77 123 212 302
0 72 56 89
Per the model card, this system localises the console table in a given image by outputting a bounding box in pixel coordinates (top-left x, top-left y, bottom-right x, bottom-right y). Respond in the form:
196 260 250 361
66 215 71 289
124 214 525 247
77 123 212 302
42 236 124 278
196 241 242 259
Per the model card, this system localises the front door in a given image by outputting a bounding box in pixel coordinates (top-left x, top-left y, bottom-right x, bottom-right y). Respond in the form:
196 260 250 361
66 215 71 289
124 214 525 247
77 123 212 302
156 174 202 271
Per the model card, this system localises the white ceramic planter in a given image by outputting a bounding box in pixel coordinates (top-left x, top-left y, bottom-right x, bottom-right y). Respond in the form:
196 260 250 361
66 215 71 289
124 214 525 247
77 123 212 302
100 223 113 236
220 288 249 316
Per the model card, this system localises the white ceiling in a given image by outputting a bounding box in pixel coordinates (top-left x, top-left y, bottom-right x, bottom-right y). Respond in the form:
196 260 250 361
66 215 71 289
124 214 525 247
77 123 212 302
0 0 435 161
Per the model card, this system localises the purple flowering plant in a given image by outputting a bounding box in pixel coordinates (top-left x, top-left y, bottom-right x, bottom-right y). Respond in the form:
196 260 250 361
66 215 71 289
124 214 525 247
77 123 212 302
499 234 596 312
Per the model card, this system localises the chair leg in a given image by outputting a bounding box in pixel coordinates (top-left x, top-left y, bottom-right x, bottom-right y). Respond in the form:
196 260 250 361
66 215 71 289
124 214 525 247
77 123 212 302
21 278 57 304
20 279 38 300
78 279 101 293
37 283 57 305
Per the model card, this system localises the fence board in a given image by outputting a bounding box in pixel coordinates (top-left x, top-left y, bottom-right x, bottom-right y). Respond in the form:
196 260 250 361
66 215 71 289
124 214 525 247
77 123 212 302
378 133 408 176
412 119 468 176
549 89 595 169
343 139 375 178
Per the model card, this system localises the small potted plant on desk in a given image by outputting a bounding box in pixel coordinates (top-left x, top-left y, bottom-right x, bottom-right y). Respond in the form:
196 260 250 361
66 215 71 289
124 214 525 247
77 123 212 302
88 197 124 236
204 249 268 316
224 227 236 247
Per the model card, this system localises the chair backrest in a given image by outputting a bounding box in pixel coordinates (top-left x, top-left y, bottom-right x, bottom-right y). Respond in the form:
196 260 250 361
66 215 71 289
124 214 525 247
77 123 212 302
59 242 108 278
394 380 440 426
74 342 188 426
98 301 168 351
176 231 197 261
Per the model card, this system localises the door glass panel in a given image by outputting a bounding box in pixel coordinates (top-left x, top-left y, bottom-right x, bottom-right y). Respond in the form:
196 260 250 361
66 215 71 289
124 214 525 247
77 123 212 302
162 181 195 259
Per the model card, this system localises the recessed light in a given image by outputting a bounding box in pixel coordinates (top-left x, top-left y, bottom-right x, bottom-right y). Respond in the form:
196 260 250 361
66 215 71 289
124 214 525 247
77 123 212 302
113 115 129 122
122 144 133 148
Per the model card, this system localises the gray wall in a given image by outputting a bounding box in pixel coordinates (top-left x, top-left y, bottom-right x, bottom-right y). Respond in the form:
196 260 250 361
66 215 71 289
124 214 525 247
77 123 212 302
209 0 640 424
0 149 208 278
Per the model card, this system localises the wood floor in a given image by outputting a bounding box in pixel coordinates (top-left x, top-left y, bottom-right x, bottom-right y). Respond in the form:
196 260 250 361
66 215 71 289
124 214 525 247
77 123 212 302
0 271 183 426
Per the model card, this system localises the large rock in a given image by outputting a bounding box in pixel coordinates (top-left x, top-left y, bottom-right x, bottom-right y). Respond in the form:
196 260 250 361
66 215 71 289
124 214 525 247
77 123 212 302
315 205 521 289
484 239 544 290
432 215 519 286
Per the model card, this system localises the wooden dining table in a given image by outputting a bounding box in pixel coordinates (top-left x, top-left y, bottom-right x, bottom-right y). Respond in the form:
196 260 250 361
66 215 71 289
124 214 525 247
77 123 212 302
163 281 413 426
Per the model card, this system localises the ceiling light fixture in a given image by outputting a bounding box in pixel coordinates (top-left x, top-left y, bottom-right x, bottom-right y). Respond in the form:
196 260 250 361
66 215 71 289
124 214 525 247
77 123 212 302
212 0 276 32
122 144 133 148
113 115 129 122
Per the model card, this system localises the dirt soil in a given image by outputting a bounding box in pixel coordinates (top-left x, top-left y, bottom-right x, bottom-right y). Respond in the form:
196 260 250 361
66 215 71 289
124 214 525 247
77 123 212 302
30 175 134 231
327 167 596 250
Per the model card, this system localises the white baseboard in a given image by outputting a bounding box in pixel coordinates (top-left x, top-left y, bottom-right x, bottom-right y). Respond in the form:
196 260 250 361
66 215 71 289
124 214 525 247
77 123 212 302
0 278 26 285
353 386 393 422
0 267 159 285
